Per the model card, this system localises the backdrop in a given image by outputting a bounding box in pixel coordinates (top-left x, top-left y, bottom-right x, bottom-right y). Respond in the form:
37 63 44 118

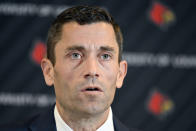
0 0 196 131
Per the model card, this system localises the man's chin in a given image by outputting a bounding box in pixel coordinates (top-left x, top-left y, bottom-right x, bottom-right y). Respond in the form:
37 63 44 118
78 104 109 116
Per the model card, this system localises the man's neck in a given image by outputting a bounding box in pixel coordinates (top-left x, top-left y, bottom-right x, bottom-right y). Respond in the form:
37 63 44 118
56 103 110 131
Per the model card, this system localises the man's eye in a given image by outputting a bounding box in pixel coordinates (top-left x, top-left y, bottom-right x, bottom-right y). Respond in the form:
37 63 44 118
71 53 82 59
100 54 111 60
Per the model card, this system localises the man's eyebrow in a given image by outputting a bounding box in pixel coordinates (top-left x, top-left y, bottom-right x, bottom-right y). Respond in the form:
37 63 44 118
65 46 85 52
64 45 115 53
100 46 115 52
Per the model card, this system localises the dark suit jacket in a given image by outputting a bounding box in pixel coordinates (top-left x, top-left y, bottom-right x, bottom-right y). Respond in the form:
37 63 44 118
1 106 139 131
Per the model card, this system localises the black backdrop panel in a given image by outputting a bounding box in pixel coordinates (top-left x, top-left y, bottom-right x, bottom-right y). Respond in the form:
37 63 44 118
0 0 196 131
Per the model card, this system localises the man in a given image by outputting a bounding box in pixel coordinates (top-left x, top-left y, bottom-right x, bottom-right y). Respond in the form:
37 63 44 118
27 5 136 131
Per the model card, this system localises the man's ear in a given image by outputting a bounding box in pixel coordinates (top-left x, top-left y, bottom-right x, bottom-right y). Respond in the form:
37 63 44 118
41 58 54 86
116 60 128 89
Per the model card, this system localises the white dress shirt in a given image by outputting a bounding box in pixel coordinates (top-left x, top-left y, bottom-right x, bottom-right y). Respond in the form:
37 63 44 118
54 105 114 131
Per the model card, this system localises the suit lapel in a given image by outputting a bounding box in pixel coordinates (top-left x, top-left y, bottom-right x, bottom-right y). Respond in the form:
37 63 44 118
113 115 129 131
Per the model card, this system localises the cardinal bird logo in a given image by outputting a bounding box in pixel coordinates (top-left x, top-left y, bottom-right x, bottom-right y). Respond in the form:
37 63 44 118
149 2 176 29
147 90 174 119
31 41 46 65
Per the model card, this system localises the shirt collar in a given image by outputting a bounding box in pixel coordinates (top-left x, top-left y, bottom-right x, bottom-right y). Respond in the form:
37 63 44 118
54 105 114 131
54 105 73 131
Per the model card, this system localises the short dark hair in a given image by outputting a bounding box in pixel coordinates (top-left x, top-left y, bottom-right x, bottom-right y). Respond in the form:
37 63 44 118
47 5 123 65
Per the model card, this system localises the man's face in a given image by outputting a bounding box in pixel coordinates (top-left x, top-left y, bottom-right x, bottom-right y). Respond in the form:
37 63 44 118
42 22 127 116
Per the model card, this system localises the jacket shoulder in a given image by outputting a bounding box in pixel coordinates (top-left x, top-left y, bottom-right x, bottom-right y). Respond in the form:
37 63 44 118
1 106 57 131
27 107 56 131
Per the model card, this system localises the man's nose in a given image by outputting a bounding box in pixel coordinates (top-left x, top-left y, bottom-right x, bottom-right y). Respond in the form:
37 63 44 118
83 55 99 79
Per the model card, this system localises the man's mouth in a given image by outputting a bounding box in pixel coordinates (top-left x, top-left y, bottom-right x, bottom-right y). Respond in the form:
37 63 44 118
81 86 103 92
